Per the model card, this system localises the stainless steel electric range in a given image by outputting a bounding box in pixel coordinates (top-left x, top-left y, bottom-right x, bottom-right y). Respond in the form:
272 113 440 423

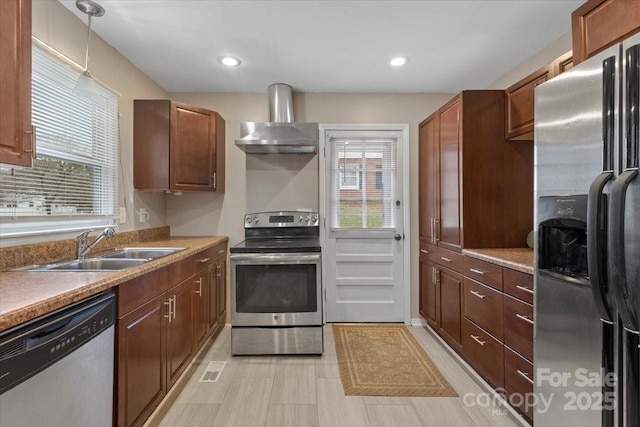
230 211 323 355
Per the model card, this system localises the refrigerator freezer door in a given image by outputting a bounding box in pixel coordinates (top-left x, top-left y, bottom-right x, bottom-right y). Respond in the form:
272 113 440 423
535 42 621 427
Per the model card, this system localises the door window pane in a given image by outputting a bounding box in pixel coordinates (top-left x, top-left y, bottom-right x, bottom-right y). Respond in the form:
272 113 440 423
329 135 397 229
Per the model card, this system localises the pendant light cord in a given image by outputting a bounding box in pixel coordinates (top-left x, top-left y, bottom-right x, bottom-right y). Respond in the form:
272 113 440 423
84 14 93 73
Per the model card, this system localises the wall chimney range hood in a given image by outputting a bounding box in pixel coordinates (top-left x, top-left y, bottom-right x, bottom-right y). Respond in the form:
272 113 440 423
235 84 318 154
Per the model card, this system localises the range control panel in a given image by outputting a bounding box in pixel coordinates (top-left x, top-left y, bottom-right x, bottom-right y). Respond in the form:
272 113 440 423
244 211 319 228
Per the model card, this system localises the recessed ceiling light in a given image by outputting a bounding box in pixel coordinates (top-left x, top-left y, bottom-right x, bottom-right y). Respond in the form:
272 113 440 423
218 56 241 67
390 57 407 67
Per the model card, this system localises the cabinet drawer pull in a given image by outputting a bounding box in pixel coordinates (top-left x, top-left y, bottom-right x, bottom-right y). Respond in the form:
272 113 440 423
470 335 486 346
469 268 487 275
194 278 203 296
420 249 429 254
516 313 534 325
164 298 173 322
517 369 534 385
441 257 452 263
198 257 211 263
516 284 534 294
218 250 226 255
470 290 486 299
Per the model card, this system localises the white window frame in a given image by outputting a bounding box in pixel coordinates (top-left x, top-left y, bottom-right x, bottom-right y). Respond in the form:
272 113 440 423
338 164 360 190
0 40 119 239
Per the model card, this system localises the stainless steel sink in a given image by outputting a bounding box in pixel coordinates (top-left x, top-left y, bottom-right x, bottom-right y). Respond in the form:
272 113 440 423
16 258 148 272
96 247 185 260
13 247 186 272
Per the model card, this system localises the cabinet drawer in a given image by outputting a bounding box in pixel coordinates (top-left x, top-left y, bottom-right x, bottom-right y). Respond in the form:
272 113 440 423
430 245 464 272
462 319 504 388
463 278 503 341
504 295 534 362
212 242 227 260
464 257 503 291
505 346 534 422
503 268 534 304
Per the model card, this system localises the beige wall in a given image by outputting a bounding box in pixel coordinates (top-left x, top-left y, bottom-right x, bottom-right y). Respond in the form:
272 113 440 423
26 0 168 240
17 1 571 318
166 92 453 319
488 31 573 89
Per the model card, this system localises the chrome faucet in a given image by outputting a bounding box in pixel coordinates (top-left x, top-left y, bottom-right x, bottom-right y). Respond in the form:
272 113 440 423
76 227 116 259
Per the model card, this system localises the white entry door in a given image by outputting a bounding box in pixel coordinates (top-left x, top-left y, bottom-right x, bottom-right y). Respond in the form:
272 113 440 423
320 125 408 323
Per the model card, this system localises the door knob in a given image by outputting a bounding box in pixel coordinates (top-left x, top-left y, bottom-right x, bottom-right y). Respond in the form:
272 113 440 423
394 234 402 241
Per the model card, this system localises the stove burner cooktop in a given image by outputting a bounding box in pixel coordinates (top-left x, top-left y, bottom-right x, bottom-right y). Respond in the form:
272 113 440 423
231 211 321 254
231 237 321 254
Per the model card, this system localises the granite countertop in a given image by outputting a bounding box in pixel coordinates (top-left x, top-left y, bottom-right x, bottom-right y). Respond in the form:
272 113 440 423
462 248 534 275
0 236 228 332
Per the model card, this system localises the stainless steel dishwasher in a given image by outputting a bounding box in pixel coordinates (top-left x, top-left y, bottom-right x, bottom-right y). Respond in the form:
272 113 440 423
0 292 116 427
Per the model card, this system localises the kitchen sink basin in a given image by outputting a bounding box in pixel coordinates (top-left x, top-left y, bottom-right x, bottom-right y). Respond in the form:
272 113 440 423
96 247 185 260
13 247 186 272
21 258 148 272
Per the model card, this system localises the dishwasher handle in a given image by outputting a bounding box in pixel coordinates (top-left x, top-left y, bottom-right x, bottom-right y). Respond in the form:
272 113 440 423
25 301 106 350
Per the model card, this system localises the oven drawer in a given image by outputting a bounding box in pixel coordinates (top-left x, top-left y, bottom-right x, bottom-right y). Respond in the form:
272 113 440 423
232 326 323 355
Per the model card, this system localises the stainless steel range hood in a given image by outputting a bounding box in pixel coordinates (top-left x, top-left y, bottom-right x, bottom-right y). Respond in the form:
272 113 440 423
235 84 318 154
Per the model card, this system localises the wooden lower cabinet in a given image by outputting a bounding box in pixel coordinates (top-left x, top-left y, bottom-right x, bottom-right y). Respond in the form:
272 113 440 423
116 243 228 427
438 266 463 352
421 252 535 423
462 318 505 388
167 279 195 387
193 270 209 350
505 346 534 422
117 294 167 427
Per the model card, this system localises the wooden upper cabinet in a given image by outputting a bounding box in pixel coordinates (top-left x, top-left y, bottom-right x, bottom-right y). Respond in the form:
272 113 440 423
505 50 574 141
418 116 438 244
134 100 225 193
0 0 33 167
505 64 553 140
438 99 462 252
552 51 574 75
418 91 532 252
572 0 640 65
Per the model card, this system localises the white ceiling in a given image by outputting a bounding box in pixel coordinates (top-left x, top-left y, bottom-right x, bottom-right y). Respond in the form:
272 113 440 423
59 0 584 93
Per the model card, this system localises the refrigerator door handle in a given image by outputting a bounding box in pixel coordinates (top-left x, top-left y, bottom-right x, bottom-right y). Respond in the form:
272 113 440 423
610 170 639 330
587 172 614 321
602 56 616 172
625 44 639 170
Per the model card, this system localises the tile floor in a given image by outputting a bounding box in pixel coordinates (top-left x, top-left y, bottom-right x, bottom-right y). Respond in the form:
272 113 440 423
157 325 522 427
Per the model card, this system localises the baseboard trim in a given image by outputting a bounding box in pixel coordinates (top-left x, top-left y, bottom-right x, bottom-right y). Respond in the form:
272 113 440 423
410 317 425 327
421 324 531 427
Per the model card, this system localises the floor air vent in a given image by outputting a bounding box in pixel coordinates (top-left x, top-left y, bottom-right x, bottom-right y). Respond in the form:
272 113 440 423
198 361 226 383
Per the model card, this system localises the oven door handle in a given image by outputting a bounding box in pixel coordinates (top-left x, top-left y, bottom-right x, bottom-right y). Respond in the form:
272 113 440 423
230 253 322 263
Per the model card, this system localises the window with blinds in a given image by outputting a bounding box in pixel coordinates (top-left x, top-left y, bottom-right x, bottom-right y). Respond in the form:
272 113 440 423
0 42 119 237
329 136 397 229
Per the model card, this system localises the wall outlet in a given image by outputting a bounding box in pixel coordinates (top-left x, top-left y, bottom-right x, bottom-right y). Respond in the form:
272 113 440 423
119 207 127 224
139 208 148 223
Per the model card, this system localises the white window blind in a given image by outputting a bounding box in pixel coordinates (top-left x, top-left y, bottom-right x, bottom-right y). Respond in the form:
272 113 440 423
0 42 119 237
329 136 397 229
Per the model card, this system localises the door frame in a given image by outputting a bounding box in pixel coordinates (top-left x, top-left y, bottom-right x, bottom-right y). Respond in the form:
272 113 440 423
319 124 411 325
